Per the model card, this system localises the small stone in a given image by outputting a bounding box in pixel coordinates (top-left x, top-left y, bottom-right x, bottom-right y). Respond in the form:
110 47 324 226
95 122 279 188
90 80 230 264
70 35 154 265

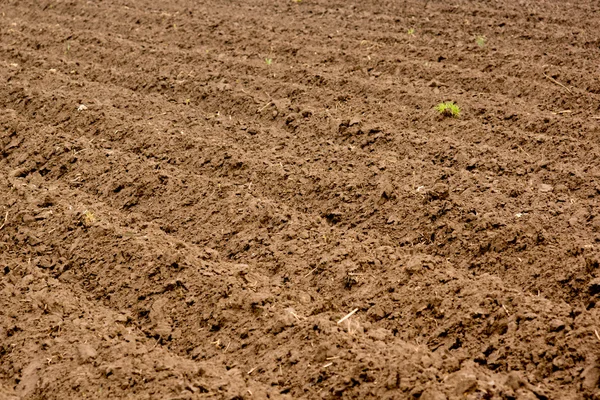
297 291 312 304
568 217 578 226
514 389 538 400
379 180 395 200
22 275 35 286
471 307 488 318
549 319 565 332
368 328 391 341
421 355 433 368
555 184 568 193
506 372 548 399
189 346 203 359
447 369 478 396
466 158 479 170
420 388 447 400
270 308 297 335
203 247 220 259
387 215 399 225
454 376 477 395
552 356 568 370
78 343 98 363
349 117 361 126
409 385 425 397
405 255 436 275
425 183 449 201
581 364 600 390
539 184 553 193
170 328 182 341
115 314 128 323
154 322 172 338
363 124 381 133
367 304 387 321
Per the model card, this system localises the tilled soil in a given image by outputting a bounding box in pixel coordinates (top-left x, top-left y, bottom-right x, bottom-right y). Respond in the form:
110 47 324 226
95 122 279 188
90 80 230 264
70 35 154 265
1 0 600 398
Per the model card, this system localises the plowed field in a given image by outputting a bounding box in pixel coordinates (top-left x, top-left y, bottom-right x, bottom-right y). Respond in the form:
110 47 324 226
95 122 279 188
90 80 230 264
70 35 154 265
2 0 600 398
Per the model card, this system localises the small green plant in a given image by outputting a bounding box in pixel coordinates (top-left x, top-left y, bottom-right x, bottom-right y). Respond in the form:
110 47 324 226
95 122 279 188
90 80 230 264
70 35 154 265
81 210 96 227
435 101 461 118
265 58 273 66
407 28 415 35
476 35 486 48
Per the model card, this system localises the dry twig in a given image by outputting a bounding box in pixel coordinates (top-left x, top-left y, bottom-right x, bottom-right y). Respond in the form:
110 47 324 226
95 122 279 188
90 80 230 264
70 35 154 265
303 267 318 279
150 335 162 351
257 101 273 113
0 211 8 230
337 308 359 324
543 73 573 94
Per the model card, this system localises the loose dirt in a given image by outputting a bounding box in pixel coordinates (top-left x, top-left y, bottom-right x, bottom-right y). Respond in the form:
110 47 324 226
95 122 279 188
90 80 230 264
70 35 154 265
2 0 600 398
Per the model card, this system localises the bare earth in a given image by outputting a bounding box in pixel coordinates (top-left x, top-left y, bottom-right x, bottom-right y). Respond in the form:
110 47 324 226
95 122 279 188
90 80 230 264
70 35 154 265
2 0 600 398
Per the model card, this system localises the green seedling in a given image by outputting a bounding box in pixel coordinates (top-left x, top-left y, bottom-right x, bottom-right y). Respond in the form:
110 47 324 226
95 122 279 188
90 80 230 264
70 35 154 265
265 58 273 66
81 210 96 227
407 28 415 35
476 35 486 48
436 101 461 118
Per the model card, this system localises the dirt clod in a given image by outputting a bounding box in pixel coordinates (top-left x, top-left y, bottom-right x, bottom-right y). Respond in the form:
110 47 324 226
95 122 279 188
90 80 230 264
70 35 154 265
420 388 447 400
581 364 600 390
549 319 566 332
77 344 98 364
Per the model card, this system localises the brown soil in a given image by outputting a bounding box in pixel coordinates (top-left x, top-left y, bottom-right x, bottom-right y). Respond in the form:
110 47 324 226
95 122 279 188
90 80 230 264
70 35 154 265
1 0 600 398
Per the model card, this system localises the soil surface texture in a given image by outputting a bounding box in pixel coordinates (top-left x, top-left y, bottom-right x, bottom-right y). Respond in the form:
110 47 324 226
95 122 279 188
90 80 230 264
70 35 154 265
2 0 600 398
